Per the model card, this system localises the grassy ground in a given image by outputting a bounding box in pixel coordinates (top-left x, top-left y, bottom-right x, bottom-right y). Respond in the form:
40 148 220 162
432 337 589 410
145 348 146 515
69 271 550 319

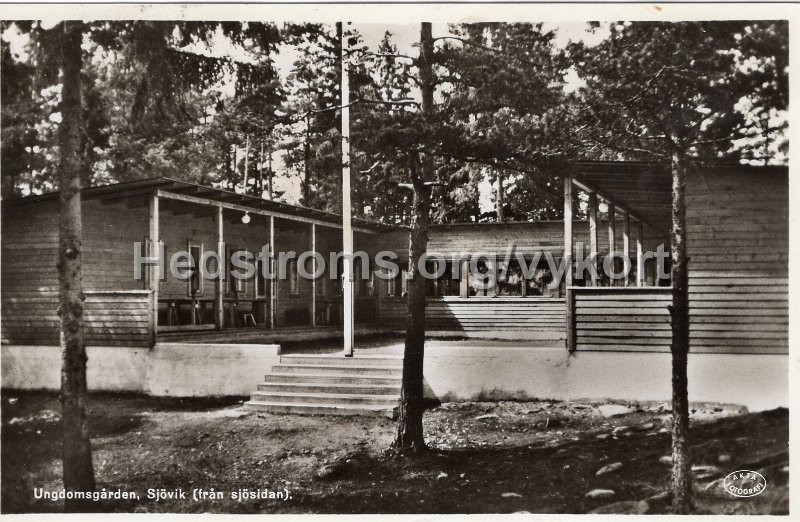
1 391 788 514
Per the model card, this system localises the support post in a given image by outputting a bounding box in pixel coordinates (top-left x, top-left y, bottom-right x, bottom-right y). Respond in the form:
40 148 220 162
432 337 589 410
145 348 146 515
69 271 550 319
311 223 317 327
564 177 575 351
607 202 615 287
588 192 598 287
459 258 470 298
148 193 159 346
636 220 644 287
269 216 276 329
623 212 631 287
341 22 354 356
214 206 224 330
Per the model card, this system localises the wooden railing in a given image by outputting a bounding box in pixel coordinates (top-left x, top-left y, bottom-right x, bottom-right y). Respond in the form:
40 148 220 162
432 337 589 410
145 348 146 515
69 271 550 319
380 296 566 340
569 287 671 351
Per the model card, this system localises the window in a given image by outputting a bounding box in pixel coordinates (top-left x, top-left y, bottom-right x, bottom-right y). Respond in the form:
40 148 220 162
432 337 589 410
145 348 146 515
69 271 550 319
355 258 374 297
226 246 248 296
255 254 269 299
424 260 460 297
288 258 299 295
496 261 524 296
385 264 407 297
187 242 203 298
468 259 494 297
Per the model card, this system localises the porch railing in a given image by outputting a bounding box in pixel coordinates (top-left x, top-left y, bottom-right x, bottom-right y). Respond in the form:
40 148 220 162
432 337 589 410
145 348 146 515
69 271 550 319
569 287 671 351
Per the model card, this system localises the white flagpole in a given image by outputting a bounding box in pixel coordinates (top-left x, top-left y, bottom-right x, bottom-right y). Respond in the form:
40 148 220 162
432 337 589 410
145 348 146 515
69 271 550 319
341 22 355 357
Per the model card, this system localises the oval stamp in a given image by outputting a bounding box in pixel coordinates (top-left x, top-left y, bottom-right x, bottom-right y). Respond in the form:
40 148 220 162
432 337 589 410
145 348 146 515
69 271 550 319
723 470 767 498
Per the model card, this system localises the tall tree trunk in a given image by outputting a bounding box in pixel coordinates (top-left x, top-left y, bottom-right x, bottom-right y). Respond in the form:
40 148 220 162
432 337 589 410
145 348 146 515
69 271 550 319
669 151 692 513
394 22 435 452
496 170 505 222
58 20 95 512
394 174 430 451
303 115 311 204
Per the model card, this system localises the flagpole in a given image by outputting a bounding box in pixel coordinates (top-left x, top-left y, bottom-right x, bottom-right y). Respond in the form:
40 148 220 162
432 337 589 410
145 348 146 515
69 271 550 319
341 21 355 357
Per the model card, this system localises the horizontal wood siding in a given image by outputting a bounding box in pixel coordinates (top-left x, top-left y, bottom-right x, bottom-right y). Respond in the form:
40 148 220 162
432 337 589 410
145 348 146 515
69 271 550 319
2 291 151 347
686 167 788 354
381 297 565 338
2 199 152 347
573 288 671 352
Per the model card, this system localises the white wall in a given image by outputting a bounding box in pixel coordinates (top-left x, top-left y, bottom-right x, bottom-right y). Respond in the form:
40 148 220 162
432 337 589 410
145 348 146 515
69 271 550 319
422 345 788 411
1 343 280 397
2 343 787 410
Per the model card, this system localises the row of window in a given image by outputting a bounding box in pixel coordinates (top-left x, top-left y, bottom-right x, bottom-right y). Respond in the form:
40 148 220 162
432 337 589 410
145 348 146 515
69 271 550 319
174 244 659 301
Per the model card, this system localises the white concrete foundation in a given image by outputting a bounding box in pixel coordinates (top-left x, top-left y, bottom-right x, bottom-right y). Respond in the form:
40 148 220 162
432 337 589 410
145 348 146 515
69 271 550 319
422 346 788 411
1 343 280 397
1 343 787 410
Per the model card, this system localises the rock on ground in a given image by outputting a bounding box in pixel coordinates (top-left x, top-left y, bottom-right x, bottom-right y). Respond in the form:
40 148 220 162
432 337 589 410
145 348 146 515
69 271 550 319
595 462 623 476
585 489 616 499
598 404 635 417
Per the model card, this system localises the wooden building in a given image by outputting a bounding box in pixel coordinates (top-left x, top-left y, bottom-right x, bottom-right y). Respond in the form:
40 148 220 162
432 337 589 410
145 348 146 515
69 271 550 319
0 163 788 410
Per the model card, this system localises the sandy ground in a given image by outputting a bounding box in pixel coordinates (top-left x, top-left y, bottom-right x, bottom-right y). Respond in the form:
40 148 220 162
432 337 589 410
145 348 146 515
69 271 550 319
1 391 788 514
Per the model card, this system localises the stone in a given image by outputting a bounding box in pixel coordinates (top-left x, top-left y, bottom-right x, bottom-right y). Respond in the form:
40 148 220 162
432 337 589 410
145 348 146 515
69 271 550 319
717 454 731 464
595 433 610 440
501 492 523 498
590 500 649 514
635 421 655 431
436 472 448 480
658 455 672 465
314 464 340 480
596 462 623 476
475 414 499 421
598 404 634 417
692 464 724 480
585 489 616 499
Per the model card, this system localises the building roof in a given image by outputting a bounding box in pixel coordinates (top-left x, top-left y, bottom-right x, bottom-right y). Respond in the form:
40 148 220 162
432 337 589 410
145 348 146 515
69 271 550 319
4 177 399 232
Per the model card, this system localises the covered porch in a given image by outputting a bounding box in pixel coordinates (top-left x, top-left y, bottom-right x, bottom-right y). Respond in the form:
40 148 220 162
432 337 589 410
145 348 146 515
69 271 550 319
562 161 788 355
564 162 673 352
140 179 393 343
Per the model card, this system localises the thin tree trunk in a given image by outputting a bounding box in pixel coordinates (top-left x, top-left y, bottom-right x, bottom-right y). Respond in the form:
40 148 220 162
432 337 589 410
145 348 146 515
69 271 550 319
496 170 505 222
58 20 95 512
268 148 274 201
257 139 264 196
243 134 250 194
669 151 692 513
394 21 435 452
303 115 311 204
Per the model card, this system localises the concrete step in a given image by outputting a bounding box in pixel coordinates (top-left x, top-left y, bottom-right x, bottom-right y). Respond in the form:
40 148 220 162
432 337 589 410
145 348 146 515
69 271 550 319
280 354 403 366
249 390 399 406
244 400 397 418
271 363 402 376
265 372 401 386
257 381 401 395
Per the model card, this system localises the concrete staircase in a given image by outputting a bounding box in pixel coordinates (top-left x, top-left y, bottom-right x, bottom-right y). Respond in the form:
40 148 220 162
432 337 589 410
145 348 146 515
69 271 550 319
244 354 403 418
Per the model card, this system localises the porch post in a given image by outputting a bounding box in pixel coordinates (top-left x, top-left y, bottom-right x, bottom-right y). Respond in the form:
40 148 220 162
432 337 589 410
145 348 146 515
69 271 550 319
564 176 575 351
148 193 159 346
459 258 469 298
214 206 224 330
311 223 316 327
607 202 615 286
588 192 598 287
623 213 631 287
269 215 276 329
636 220 644 287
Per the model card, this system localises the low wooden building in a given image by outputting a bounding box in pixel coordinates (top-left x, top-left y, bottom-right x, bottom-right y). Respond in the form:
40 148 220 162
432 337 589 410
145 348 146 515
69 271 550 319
1 162 788 411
